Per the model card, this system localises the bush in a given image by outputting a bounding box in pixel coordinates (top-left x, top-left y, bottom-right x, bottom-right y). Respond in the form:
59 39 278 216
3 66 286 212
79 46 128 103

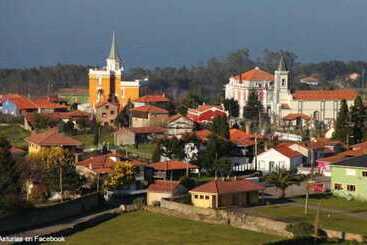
286 222 314 238
179 176 196 190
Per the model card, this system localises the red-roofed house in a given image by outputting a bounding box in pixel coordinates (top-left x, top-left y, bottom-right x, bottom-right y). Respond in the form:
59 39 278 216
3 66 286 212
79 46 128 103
25 128 82 155
134 94 170 109
186 104 227 124
256 143 303 173
131 105 169 127
147 180 186 205
189 178 264 208
166 114 194 139
148 160 199 180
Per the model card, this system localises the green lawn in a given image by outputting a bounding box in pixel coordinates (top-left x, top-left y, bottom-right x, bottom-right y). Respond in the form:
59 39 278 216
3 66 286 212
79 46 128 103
74 132 114 148
65 211 281 245
249 204 367 236
0 125 30 148
124 143 156 160
293 195 367 213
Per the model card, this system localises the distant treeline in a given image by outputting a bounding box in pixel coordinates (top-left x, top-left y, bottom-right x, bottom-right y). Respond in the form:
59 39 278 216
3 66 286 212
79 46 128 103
1 49 367 100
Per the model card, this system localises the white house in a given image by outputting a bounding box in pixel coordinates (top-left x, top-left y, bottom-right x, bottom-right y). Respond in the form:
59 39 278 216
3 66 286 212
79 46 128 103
166 114 194 139
256 144 304 173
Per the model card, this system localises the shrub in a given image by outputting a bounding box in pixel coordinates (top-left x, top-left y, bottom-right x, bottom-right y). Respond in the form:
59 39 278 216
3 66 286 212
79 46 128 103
286 222 314 238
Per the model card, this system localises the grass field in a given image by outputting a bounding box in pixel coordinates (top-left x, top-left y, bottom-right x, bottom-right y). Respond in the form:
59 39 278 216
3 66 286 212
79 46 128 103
74 132 114 148
0 125 30 148
249 204 367 235
65 211 281 245
293 195 367 213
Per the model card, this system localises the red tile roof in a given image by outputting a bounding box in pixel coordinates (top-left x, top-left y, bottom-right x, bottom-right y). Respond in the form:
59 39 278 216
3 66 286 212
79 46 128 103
283 113 311 121
195 129 212 141
25 128 82 146
77 153 144 174
3 94 37 110
131 105 168 114
234 67 274 81
292 89 358 101
117 127 167 134
275 145 302 158
229 129 255 146
148 180 180 193
25 111 89 124
134 95 170 103
190 179 264 194
317 148 367 164
32 98 67 110
149 160 198 171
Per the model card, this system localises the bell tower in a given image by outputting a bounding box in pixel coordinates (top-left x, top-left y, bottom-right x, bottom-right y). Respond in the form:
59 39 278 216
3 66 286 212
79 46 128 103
272 56 289 119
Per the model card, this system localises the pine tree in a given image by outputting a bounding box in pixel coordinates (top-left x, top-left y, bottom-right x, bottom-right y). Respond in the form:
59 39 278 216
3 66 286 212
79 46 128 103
350 96 366 144
333 99 350 144
211 116 229 139
223 98 239 118
0 138 21 197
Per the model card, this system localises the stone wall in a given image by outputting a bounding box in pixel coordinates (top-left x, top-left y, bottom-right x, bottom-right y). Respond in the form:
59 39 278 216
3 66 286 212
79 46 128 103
0 193 102 235
160 199 292 237
159 199 366 242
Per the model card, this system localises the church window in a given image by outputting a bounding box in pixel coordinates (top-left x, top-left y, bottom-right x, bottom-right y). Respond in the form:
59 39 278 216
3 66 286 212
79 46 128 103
281 79 286 86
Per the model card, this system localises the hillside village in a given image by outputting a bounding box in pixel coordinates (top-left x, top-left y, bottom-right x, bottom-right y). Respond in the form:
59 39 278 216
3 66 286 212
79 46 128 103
2 34 367 243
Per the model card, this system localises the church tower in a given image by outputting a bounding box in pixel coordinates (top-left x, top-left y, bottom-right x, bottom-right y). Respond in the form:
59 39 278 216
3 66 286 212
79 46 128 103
272 56 289 118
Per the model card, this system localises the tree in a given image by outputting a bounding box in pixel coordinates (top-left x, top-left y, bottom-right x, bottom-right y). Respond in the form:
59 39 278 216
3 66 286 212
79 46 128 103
116 100 133 128
333 99 350 144
59 120 76 135
210 116 229 139
223 98 239 118
266 170 305 199
33 113 57 130
151 143 161 162
0 138 21 199
213 158 232 177
159 137 184 160
105 161 135 190
350 96 366 144
243 89 264 125
93 123 101 146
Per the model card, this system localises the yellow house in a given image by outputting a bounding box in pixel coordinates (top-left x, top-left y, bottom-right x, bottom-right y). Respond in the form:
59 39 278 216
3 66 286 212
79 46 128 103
88 32 148 110
189 178 264 209
25 128 82 155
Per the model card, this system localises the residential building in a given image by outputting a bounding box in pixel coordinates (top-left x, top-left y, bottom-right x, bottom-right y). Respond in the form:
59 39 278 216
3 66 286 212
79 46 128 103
57 87 89 105
133 94 170 108
186 104 227 124
147 180 186 206
88 32 148 110
189 178 264 209
25 128 82 155
131 105 169 127
148 160 199 180
166 114 194 139
114 127 166 145
330 155 367 201
95 101 119 127
225 57 358 125
256 143 303 173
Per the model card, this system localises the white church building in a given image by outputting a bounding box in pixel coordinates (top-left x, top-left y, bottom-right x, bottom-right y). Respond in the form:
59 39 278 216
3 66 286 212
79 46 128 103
225 57 358 126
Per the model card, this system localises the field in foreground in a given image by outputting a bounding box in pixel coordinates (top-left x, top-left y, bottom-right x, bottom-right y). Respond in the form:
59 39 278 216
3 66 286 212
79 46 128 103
64 211 281 245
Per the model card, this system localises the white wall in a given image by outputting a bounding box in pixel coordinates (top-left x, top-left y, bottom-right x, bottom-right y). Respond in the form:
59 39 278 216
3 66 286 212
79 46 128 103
256 148 303 173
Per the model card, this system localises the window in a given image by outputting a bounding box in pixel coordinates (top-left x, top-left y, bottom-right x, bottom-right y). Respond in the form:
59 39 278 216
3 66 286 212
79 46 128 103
200 195 204 199
205 196 209 200
194 195 198 199
362 171 367 177
347 185 356 192
281 79 286 86
110 110 114 115
334 183 343 190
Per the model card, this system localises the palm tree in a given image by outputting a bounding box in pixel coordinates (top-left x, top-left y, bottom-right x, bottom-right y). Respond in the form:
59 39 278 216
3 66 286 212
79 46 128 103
266 169 305 199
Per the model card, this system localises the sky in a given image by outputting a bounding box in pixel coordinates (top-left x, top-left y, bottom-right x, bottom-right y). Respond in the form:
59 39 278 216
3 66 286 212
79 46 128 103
1 0 367 69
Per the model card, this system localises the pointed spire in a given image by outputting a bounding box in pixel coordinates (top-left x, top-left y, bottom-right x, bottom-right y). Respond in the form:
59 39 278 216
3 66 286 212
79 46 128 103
278 55 287 71
108 32 120 61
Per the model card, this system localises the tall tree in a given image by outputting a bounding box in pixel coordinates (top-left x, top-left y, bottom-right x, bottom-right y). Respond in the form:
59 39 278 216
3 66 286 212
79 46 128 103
223 98 239 118
333 99 350 144
116 100 134 128
210 116 229 139
350 96 366 144
0 138 21 198
105 162 135 190
243 89 264 125
266 170 305 199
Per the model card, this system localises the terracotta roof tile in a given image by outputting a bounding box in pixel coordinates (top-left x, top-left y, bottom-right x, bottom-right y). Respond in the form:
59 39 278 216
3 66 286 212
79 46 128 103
131 105 168 114
3 94 37 110
149 160 198 171
229 129 255 146
234 67 274 81
283 113 311 121
292 89 358 101
275 145 302 158
195 129 212 141
148 180 180 193
32 98 67 110
25 128 81 146
134 95 170 103
190 179 264 194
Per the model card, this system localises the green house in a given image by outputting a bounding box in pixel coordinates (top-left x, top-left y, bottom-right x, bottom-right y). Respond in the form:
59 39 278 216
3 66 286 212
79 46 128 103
330 155 367 201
